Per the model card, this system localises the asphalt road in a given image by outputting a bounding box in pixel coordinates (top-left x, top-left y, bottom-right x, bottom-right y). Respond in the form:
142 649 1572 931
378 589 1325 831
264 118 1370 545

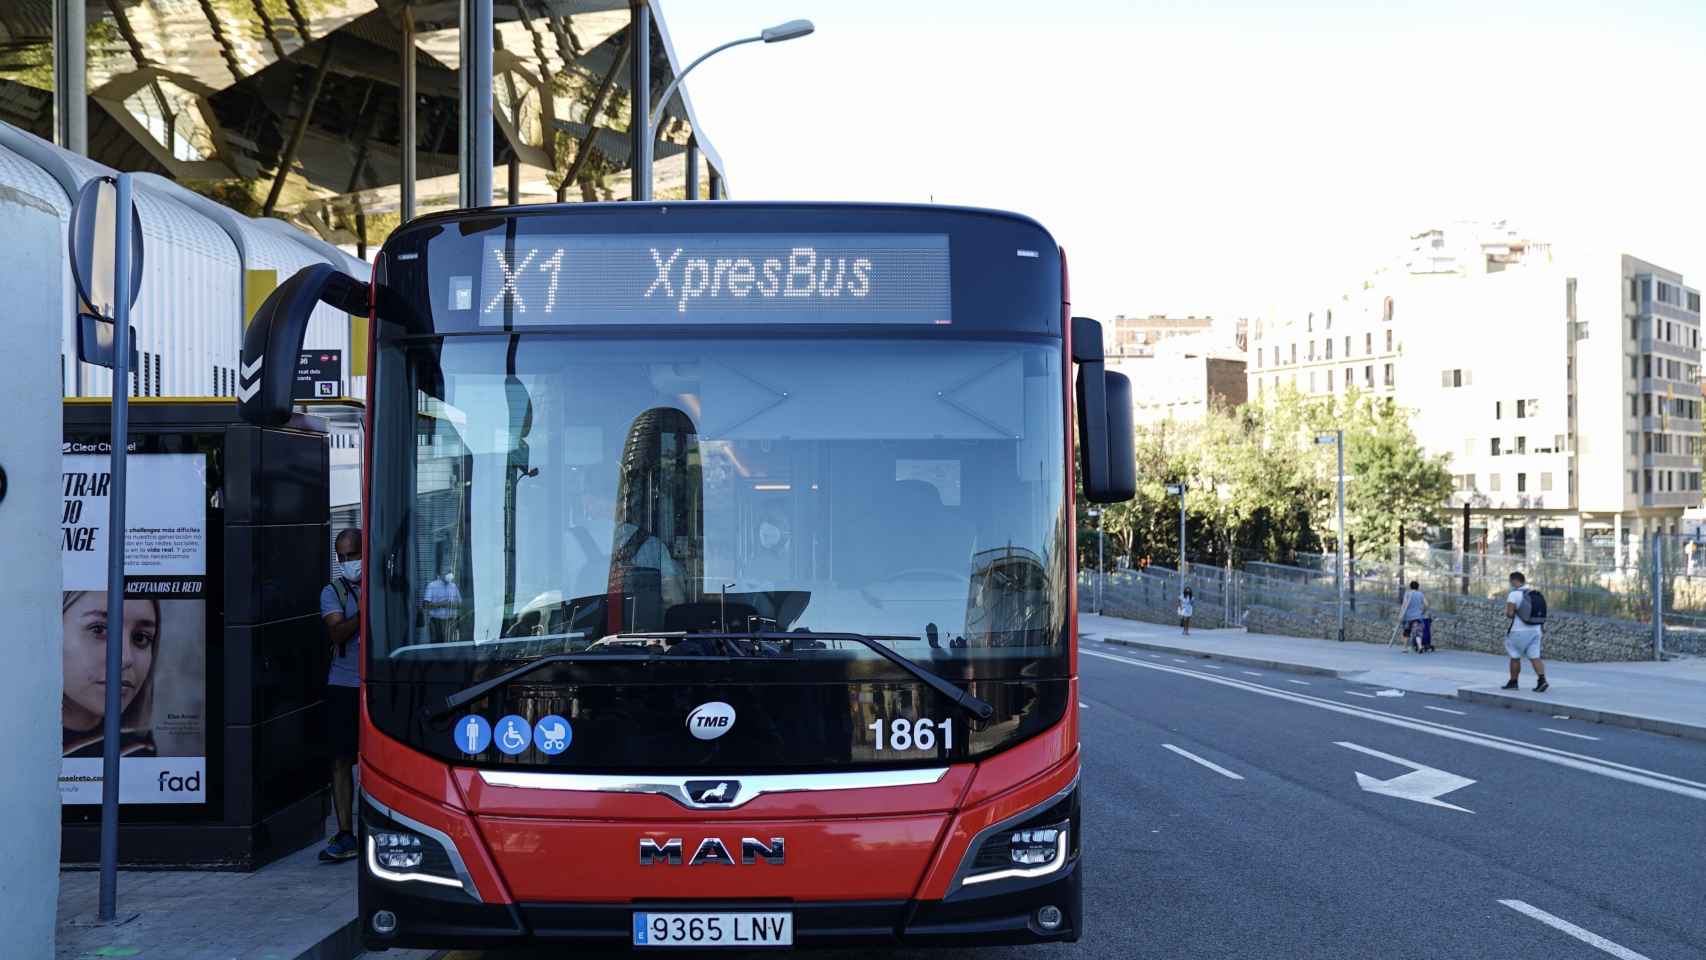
374 635 1706 960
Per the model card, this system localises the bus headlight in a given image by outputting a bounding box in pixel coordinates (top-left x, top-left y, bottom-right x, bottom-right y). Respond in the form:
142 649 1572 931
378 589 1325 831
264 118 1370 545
1005 824 1066 866
955 776 1079 891
360 791 478 899
371 830 426 870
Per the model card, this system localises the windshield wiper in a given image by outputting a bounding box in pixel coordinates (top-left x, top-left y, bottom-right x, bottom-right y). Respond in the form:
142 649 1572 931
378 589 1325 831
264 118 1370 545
687 631 996 721
426 649 725 720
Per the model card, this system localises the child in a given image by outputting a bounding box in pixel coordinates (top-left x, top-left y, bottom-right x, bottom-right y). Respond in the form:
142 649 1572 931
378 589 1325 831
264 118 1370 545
1178 587 1194 635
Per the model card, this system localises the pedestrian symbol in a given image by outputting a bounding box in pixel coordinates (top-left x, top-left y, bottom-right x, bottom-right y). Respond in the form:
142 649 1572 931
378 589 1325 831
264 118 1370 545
456 715 492 755
495 715 533 756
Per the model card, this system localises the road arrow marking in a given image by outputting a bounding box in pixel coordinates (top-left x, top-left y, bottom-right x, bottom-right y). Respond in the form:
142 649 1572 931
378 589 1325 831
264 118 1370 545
1336 740 1475 813
241 354 263 378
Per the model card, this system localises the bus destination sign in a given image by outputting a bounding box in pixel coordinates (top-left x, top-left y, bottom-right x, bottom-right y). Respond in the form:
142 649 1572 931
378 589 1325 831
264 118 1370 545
468 234 950 326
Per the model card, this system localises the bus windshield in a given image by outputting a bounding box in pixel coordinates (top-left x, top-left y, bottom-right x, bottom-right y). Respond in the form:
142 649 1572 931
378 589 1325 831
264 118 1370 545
368 332 1069 681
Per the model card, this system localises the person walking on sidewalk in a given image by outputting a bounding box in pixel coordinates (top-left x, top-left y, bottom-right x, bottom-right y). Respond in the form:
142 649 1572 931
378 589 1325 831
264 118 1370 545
1502 571 1548 693
318 529 363 862
1398 580 1432 652
1178 587 1194 635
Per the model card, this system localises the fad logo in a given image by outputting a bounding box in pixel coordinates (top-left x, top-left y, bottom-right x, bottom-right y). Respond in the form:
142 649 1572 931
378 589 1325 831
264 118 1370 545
158 770 201 793
686 701 736 741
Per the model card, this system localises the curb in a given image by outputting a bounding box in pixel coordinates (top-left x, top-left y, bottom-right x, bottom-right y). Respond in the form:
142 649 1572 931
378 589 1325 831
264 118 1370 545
1456 688 1706 744
292 917 363 960
1093 636 1345 678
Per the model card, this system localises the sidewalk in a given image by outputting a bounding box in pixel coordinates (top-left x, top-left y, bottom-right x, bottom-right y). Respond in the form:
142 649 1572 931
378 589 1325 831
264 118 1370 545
57 818 360 960
1080 613 1706 742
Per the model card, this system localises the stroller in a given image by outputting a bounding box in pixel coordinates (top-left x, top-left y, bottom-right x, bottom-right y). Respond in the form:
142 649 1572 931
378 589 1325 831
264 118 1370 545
1389 617 1434 653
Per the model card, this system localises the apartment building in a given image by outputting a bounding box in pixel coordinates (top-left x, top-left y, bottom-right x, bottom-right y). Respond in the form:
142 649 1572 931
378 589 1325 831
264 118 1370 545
1112 352 1247 427
1105 314 1215 357
1246 284 1401 400
1249 222 1703 561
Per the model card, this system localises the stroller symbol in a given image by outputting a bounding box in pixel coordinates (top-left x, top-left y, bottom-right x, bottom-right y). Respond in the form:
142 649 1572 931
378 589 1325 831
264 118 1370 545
533 715 572 755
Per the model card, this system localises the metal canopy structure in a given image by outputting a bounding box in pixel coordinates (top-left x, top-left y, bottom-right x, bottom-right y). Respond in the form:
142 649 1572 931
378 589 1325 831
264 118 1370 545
0 0 726 254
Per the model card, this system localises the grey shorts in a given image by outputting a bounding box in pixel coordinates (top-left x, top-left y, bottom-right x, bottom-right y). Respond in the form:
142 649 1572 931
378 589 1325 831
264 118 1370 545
1504 630 1542 660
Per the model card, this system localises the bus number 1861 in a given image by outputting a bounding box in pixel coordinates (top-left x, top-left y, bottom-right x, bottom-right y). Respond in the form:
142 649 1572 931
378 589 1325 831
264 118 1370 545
867 717 953 752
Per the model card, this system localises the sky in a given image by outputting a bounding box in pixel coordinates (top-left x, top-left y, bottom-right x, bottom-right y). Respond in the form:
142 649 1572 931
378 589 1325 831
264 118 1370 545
659 0 1706 326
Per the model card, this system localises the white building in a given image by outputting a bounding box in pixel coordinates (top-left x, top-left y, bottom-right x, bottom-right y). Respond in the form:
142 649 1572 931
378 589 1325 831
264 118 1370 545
1249 222 1702 562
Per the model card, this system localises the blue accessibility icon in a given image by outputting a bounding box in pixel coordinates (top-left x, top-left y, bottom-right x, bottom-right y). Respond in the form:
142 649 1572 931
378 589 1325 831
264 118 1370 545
533 715 572 755
455 715 491 755
494 714 533 756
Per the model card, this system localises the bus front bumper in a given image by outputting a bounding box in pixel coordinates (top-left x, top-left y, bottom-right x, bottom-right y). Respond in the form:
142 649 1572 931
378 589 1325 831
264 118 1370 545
359 855 1081 950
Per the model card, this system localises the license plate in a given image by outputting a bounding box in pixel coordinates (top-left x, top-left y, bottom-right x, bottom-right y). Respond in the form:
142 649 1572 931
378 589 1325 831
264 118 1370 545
633 911 794 947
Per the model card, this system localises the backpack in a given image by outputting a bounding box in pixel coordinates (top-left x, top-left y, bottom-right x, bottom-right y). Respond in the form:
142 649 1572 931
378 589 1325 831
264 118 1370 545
1516 588 1547 626
328 577 357 655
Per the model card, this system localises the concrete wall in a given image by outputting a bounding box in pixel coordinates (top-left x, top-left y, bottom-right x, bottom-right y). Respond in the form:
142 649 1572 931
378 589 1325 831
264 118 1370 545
1245 594 1653 662
0 174 66 954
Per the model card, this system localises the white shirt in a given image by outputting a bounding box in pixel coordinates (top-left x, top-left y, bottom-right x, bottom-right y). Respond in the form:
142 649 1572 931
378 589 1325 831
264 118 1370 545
1178 596 1194 617
1507 588 1542 637
424 577 462 619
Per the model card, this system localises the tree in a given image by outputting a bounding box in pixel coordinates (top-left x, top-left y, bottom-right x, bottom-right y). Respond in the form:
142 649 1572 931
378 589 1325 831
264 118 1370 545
1343 402 1453 559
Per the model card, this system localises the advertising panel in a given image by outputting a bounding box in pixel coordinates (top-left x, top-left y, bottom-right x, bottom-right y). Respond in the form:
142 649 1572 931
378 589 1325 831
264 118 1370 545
59 450 208 804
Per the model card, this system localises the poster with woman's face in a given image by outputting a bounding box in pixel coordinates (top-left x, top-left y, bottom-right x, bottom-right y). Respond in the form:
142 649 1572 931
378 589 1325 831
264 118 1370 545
59 451 208 805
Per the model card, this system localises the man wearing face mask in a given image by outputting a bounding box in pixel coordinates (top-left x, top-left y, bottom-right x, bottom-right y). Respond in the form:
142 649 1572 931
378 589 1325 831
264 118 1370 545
422 569 462 645
317 529 362 862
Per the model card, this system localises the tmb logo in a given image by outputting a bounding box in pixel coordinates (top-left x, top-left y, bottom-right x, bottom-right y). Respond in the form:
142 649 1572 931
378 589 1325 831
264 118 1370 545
158 770 201 793
685 701 736 741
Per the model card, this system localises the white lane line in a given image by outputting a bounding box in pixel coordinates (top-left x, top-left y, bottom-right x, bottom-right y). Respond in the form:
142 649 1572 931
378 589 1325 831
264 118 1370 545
1242 670 1264 677
1161 744 1245 780
1148 654 1163 659
1200 664 1223 670
1080 649 1706 802
1078 701 1090 709
1287 679 1312 686
1541 727 1601 742
1171 658 1189 664
1424 706 1467 716
1498 900 1653 960
1344 691 1378 699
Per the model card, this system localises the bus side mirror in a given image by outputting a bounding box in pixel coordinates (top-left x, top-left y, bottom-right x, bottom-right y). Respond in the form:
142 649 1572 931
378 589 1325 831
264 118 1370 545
1072 316 1135 503
1101 370 1136 501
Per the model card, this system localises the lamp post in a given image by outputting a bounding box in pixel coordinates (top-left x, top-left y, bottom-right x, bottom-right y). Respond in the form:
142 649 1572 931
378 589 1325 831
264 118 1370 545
633 18 814 200
1166 483 1187 595
1087 508 1103 613
1316 432 1345 641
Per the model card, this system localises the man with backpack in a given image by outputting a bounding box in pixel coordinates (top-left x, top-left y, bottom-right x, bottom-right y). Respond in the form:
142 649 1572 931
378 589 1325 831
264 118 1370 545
1502 571 1548 693
317 529 362 861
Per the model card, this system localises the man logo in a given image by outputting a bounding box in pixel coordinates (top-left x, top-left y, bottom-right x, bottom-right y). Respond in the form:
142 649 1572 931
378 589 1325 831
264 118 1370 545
639 837 785 866
686 701 736 741
687 780 737 805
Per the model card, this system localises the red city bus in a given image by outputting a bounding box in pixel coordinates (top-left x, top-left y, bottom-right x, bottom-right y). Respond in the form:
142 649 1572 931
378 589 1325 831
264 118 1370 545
239 202 1134 950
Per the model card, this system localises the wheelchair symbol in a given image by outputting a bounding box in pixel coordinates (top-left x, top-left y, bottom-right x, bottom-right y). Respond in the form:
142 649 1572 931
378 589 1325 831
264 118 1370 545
494 715 532 756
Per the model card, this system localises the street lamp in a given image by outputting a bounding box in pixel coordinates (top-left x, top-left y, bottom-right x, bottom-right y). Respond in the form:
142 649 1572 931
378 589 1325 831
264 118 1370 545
634 18 815 200
1087 507 1103 614
1166 483 1187 595
1315 431 1346 641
